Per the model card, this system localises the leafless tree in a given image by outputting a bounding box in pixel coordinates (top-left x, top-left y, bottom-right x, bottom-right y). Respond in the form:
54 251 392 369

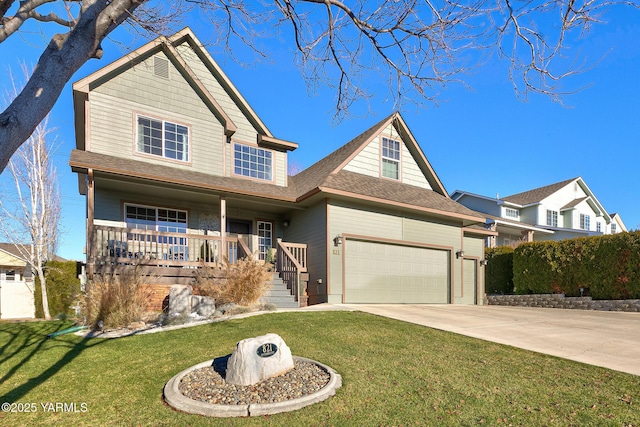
1 0 638 172
0 83 60 320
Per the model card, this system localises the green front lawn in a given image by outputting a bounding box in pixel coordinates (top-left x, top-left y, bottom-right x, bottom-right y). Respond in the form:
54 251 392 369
0 312 638 426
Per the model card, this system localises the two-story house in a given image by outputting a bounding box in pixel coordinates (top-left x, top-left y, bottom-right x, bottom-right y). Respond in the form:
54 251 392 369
451 177 627 247
69 28 495 308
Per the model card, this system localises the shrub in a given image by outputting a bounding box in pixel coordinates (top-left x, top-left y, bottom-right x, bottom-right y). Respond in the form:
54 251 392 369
35 261 81 318
484 246 514 294
513 231 640 299
193 257 272 306
81 266 154 329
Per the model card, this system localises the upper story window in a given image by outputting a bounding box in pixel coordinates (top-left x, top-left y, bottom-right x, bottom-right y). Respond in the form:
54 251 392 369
580 214 590 230
137 116 189 162
596 222 602 233
381 137 400 180
546 210 558 227
505 208 519 219
234 143 272 181
611 223 617 233
4 269 16 281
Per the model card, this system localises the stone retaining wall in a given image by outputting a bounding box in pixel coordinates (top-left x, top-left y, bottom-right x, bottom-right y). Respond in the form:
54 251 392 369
487 294 640 312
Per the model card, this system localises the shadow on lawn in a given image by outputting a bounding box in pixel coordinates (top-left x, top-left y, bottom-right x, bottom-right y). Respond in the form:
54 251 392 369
0 322 106 403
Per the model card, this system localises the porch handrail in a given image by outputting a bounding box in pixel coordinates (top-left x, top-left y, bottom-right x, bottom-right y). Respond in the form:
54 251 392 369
91 225 238 267
276 238 307 301
236 234 253 260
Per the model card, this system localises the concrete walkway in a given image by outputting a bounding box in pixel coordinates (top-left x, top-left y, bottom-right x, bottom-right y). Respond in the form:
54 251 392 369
333 304 640 376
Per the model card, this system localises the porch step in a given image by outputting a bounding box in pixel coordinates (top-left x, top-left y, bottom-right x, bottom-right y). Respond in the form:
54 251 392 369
260 274 299 308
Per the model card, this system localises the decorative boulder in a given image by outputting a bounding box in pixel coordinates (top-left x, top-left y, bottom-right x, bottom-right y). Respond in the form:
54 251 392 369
191 295 215 317
169 285 192 317
225 333 294 386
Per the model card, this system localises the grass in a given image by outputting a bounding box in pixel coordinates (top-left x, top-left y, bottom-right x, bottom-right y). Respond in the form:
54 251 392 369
0 311 638 426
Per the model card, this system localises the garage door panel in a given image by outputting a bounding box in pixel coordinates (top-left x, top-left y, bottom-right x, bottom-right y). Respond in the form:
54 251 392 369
344 240 449 303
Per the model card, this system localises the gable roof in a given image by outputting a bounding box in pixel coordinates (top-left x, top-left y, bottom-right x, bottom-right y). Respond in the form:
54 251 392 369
288 112 484 224
501 177 578 206
292 112 448 198
72 27 297 152
0 243 28 262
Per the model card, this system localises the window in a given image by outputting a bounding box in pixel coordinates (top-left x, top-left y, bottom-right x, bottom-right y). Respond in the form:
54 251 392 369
546 210 558 227
5 270 16 281
580 214 590 230
257 221 273 261
125 204 187 244
505 208 519 219
381 137 400 179
612 223 617 233
234 143 272 181
137 116 189 161
596 222 602 233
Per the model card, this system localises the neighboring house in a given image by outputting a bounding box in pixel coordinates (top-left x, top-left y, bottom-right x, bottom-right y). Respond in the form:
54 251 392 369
69 28 495 307
451 177 626 247
0 243 35 319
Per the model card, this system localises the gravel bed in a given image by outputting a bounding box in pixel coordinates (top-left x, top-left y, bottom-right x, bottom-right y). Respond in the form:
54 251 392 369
179 360 330 405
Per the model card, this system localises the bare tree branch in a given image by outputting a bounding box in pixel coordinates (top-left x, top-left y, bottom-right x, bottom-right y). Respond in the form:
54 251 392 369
1 0 639 172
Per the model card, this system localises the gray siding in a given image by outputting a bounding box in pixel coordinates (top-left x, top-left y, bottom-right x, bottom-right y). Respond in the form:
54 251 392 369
343 123 431 189
455 196 500 217
90 51 226 175
284 202 327 304
328 199 469 304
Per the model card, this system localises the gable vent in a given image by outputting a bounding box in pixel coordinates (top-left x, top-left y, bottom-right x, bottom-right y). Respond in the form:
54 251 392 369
153 56 169 78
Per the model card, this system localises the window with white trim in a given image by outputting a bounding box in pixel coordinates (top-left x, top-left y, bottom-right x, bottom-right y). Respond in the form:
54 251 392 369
611 223 617 233
381 137 400 180
257 221 273 261
596 222 602 233
125 204 187 244
580 214 590 230
546 210 558 227
505 208 519 219
234 143 272 181
137 116 189 161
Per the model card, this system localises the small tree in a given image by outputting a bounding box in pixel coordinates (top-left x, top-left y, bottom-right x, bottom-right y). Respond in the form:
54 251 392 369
0 113 60 320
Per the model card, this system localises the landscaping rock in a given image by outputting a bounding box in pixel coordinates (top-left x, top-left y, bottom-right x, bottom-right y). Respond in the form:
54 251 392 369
192 295 215 317
169 285 193 317
226 333 294 386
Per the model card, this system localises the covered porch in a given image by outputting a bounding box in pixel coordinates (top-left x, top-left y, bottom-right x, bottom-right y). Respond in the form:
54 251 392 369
82 169 309 306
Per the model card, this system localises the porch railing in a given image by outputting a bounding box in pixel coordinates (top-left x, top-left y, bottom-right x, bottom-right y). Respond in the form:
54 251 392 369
90 225 239 268
276 238 308 301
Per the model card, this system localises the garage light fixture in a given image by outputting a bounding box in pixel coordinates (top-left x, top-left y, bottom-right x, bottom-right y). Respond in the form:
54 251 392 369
333 235 343 246
480 259 488 266
455 250 464 259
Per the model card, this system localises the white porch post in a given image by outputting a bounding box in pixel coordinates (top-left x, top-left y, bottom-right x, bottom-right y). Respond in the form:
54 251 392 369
220 197 227 259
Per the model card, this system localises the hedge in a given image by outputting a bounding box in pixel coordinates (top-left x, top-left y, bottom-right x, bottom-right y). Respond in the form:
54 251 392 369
35 260 82 318
484 246 515 294
512 231 640 299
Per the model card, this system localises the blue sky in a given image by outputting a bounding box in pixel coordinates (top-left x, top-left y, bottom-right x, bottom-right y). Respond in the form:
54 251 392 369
1 5 639 261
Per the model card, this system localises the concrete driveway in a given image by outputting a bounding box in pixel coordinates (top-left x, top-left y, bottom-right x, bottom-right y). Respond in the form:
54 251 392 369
338 304 640 376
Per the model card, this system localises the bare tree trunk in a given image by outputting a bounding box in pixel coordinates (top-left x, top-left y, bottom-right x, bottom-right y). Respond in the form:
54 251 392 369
0 107 60 320
0 0 145 172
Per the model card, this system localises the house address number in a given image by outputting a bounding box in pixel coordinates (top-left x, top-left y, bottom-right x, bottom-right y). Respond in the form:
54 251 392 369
332 249 340 255
256 343 278 358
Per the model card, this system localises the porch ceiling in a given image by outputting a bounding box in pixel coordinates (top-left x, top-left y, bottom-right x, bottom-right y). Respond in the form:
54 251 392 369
95 174 303 214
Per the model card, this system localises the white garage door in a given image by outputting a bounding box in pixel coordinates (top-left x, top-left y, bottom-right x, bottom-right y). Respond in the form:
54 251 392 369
344 240 450 303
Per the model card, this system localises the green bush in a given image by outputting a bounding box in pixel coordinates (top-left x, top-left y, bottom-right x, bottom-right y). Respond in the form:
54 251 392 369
484 246 514 294
513 231 640 299
34 261 81 318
